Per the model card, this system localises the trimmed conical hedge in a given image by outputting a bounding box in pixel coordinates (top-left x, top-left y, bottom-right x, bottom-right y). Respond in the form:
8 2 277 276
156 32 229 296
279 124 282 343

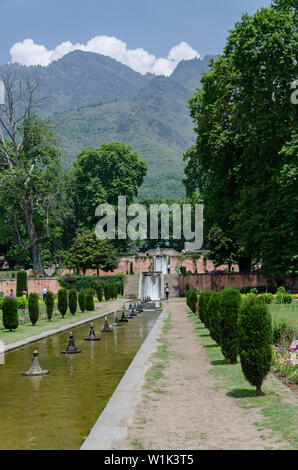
95 284 103 302
16 270 28 298
207 291 221 345
45 291 54 321
68 289 77 315
219 288 241 364
28 292 39 326
198 290 213 325
2 297 18 331
238 298 272 396
85 292 94 311
58 288 68 318
78 289 86 312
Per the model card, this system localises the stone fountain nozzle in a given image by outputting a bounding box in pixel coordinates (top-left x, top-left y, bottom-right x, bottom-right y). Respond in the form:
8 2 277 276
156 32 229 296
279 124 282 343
22 350 49 376
84 322 100 341
61 331 82 354
101 316 113 332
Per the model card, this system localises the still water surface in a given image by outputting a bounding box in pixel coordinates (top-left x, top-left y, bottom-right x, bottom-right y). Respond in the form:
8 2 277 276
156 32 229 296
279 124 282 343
0 311 160 450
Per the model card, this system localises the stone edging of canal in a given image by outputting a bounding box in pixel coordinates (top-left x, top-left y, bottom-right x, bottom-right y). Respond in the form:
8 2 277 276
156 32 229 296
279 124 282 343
81 308 168 450
3 309 118 354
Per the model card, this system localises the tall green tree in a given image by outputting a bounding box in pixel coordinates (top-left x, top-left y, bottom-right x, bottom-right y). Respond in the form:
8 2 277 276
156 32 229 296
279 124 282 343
65 231 119 274
70 142 147 232
184 1 298 280
0 74 63 273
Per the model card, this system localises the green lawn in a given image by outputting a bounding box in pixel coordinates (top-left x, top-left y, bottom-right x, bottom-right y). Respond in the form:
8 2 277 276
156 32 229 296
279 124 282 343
188 310 298 450
268 303 298 325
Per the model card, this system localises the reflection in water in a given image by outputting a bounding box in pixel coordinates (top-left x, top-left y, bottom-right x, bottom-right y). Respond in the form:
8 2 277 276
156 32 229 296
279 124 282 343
66 354 75 376
29 375 43 392
0 311 160 450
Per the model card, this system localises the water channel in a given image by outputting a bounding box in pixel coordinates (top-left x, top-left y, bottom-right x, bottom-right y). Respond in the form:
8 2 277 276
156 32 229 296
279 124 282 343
0 310 160 450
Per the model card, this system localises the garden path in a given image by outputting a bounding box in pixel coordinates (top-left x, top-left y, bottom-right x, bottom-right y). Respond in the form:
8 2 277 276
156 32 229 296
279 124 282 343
115 298 290 450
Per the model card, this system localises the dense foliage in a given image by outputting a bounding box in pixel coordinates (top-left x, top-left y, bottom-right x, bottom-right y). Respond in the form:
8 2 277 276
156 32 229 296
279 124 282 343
183 1 298 282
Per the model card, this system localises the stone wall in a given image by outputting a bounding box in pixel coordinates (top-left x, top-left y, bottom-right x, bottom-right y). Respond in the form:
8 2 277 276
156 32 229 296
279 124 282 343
61 255 238 276
0 278 60 297
178 273 278 294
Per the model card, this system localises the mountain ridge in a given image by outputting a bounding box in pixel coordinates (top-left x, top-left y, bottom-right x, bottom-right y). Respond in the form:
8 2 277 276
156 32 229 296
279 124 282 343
0 51 216 198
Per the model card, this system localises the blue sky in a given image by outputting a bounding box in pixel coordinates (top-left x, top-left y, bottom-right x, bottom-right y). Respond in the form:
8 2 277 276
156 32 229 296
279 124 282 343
0 0 272 73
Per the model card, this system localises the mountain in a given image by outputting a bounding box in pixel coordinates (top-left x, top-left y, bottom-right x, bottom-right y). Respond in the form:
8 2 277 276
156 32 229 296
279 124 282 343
0 50 153 115
171 55 217 92
52 74 196 198
0 51 216 197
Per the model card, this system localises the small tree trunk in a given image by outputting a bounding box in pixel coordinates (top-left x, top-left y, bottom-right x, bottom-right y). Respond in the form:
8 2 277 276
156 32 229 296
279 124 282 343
256 384 264 396
23 201 44 275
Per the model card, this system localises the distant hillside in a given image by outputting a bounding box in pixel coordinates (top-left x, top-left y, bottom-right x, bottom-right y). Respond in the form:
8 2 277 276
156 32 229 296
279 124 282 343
0 50 153 115
0 51 216 198
52 74 196 198
171 55 217 92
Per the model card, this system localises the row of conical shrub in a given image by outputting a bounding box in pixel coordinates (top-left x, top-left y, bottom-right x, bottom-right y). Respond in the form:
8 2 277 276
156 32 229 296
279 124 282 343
95 282 118 302
1 282 120 331
188 288 272 396
57 288 95 317
2 292 42 329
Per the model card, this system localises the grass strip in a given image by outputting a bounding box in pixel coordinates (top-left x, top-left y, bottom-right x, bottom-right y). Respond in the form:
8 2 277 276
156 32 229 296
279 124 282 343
188 309 298 450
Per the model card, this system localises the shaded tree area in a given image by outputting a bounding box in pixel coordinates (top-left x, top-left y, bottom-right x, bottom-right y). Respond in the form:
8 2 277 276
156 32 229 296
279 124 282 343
183 0 298 282
0 76 148 271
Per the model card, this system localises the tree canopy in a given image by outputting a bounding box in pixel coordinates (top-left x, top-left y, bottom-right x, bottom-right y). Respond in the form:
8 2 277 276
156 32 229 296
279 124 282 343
184 0 298 281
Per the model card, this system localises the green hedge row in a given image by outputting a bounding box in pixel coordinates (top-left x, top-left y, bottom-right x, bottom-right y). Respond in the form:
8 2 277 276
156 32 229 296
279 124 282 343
58 274 125 293
193 288 272 396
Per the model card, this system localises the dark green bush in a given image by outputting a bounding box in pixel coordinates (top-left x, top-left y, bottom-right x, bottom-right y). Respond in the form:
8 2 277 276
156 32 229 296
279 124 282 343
78 290 86 312
198 290 213 325
28 293 39 325
219 288 241 364
85 293 94 311
58 288 68 317
45 291 54 321
104 284 111 301
185 283 190 292
68 289 77 315
130 262 134 274
58 274 124 291
238 299 272 396
2 297 18 331
188 289 198 314
186 289 191 307
112 282 118 299
16 270 28 297
207 292 221 345
95 284 103 302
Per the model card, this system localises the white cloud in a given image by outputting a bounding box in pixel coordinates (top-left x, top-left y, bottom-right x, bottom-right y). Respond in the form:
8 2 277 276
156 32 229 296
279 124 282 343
9 36 200 76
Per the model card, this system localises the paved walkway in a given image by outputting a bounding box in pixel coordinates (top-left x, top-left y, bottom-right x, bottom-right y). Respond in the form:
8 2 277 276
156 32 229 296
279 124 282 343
115 298 284 450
